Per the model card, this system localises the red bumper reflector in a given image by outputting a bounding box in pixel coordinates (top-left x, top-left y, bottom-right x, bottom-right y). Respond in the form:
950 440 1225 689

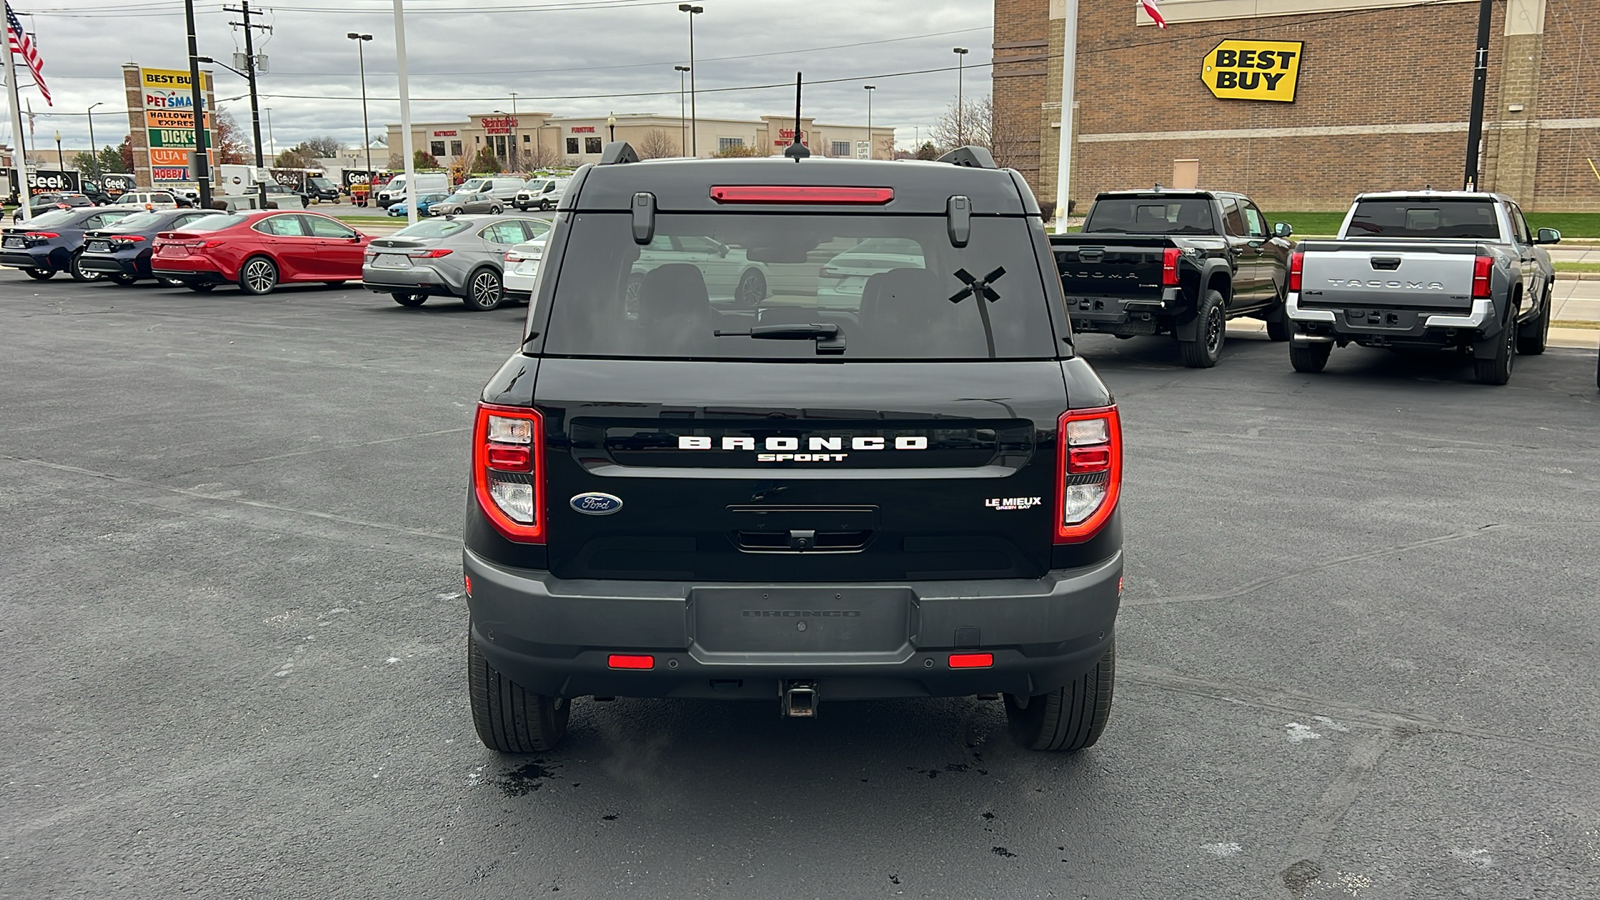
948 653 994 669
608 654 655 670
463 575 473 596
710 185 894 205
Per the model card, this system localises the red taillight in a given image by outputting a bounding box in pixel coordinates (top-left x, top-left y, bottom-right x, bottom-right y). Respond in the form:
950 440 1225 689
1472 255 1493 299
25 231 59 239
112 235 147 243
1288 251 1304 293
473 403 544 543
948 653 993 669
409 248 452 259
1055 406 1122 544
608 654 655 670
710 185 894 205
1161 247 1180 287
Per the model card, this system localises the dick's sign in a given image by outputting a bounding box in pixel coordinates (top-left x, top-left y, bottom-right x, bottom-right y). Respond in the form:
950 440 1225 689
1202 40 1303 103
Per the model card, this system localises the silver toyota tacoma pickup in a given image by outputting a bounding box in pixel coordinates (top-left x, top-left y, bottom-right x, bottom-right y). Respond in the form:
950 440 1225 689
1285 191 1559 385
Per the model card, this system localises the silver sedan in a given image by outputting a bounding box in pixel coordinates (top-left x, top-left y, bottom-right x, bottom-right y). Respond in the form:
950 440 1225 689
361 214 550 310
429 191 504 216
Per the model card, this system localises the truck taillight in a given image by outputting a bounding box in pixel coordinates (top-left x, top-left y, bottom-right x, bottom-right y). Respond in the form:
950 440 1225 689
1288 251 1305 293
473 403 544 543
1472 255 1493 299
1055 406 1121 544
1161 248 1180 287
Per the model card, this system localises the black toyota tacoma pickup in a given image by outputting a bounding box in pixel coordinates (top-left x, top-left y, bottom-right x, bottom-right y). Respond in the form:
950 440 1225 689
1050 190 1295 367
463 144 1124 753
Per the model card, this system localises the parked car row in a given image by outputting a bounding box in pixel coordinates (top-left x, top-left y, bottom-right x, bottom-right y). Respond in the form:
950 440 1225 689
1054 188 1566 386
1 207 555 311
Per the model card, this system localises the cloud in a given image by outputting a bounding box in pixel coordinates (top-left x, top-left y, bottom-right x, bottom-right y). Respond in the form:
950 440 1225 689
7 0 992 152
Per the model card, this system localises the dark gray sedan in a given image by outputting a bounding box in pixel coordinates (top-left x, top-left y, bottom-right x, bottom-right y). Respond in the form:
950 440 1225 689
78 208 224 285
361 214 551 310
0 206 139 281
429 191 504 216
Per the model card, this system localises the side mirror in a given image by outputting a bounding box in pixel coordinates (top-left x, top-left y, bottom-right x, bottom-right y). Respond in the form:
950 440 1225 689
1536 227 1561 244
1274 222 1294 238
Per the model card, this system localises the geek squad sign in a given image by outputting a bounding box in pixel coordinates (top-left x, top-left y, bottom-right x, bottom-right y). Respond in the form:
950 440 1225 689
1202 40 1304 103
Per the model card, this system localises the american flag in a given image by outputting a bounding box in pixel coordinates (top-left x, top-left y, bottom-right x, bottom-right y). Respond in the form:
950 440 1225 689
6 3 52 106
1140 0 1168 30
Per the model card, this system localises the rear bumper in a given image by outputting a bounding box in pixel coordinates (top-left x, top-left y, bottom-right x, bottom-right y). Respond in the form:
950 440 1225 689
1288 293 1496 344
78 252 145 277
1065 289 1180 335
362 264 457 296
0 248 56 270
151 258 229 285
464 548 1122 701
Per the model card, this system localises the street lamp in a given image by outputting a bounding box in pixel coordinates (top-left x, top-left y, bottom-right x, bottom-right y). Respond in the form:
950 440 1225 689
53 129 64 175
607 112 616 142
509 91 519 170
347 33 374 180
678 4 702 156
674 65 690 155
86 102 104 179
953 47 969 146
863 85 875 159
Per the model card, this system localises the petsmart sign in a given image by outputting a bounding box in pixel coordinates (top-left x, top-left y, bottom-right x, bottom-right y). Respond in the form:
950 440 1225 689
1201 40 1303 103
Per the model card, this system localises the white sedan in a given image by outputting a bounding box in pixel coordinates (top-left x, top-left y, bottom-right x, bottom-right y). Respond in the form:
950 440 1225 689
501 236 548 305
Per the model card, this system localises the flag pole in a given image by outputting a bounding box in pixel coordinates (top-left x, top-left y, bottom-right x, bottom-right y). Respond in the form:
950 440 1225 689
1052 0 1077 233
3 3 32 221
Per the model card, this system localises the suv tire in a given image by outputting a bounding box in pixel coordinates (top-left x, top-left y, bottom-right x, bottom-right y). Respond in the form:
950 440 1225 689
1265 285 1293 342
1289 341 1332 373
464 267 504 311
1005 638 1114 752
1516 288 1550 356
1178 290 1227 368
469 632 570 752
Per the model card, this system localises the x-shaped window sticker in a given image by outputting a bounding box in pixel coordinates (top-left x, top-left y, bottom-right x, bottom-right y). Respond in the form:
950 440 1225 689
950 266 1007 304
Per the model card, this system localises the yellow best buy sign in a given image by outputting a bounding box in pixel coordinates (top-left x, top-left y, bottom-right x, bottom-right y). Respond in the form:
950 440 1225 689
1202 40 1303 102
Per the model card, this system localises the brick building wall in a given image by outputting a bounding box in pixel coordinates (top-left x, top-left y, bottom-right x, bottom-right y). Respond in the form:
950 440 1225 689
995 0 1600 212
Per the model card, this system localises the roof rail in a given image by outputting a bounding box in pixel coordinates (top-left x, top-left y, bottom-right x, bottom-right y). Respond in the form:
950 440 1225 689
599 142 640 166
936 146 997 169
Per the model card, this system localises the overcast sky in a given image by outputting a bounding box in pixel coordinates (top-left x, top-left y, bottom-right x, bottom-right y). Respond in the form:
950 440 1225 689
5 0 994 156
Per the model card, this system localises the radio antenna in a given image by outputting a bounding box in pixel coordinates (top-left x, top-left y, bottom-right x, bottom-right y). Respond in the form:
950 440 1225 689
784 71 810 160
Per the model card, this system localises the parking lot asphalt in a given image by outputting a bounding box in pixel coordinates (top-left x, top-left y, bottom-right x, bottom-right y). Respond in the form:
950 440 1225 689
3 279 1598 899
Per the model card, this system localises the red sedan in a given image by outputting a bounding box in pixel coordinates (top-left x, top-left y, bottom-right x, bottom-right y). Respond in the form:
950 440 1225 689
151 210 372 295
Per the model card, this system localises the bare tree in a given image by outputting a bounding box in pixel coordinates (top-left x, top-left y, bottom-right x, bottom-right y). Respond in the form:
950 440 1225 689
927 95 1031 170
637 128 678 160
523 142 563 170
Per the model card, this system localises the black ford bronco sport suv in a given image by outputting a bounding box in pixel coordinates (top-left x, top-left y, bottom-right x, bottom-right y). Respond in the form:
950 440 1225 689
464 143 1124 753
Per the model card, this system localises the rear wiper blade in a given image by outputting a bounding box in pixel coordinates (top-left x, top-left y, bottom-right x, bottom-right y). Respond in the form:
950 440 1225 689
715 323 845 354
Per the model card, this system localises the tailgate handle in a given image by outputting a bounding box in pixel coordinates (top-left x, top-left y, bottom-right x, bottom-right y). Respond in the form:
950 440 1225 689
1370 256 1401 270
1077 248 1104 262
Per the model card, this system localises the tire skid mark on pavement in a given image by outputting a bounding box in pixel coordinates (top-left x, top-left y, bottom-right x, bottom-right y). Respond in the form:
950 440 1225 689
1 455 458 550
1122 524 1512 608
1122 661 1600 763
1276 731 1401 900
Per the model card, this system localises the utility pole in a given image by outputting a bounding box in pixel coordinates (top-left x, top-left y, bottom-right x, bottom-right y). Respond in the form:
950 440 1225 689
864 84 875 159
226 1 271 210
1462 0 1493 191
184 0 212 207
510 91 519 170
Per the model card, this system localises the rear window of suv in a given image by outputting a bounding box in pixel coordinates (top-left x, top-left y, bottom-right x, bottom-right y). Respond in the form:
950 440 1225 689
1345 198 1499 238
539 214 1058 360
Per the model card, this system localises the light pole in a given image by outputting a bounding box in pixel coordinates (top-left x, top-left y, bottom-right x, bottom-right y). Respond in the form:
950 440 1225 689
53 130 64 179
607 112 616 142
675 65 690 155
678 4 702 156
953 47 969 146
86 102 104 179
863 84 875 159
509 91 519 170
198 53 267 209
184 0 213 208
347 33 374 180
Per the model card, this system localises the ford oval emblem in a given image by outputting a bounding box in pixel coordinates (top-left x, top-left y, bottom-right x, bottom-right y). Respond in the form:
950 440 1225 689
570 492 624 516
